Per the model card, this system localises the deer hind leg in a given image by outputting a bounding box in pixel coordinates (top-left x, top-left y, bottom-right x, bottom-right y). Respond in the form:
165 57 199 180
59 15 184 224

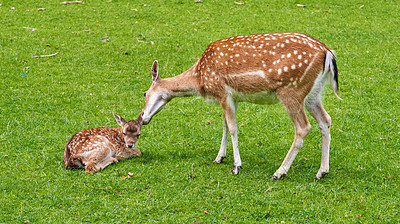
271 94 311 180
305 97 331 179
213 117 228 164
219 95 242 174
78 136 117 173
83 149 117 173
91 139 118 172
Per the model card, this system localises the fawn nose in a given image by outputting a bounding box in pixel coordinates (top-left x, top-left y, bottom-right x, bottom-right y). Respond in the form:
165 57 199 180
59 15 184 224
127 143 134 148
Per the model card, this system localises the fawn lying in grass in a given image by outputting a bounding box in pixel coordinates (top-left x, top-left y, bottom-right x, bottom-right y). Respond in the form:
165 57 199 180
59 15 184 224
63 113 143 173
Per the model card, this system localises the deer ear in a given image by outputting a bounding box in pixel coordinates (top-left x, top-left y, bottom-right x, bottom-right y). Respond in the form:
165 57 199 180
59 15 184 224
137 112 144 126
151 60 160 83
113 113 127 127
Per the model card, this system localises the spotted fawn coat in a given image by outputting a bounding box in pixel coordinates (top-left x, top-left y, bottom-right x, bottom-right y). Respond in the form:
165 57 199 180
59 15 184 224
63 113 143 173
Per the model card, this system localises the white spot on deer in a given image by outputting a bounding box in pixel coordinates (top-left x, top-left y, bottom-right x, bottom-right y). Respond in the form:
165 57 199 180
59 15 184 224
284 66 288 72
278 68 282 75
291 64 296 70
287 53 291 58
298 55 302 60
294 50 298 54
298 62 303 67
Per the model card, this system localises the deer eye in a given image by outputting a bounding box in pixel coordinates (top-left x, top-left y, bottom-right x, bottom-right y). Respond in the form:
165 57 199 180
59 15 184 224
143 92 147 98
123 133 127 136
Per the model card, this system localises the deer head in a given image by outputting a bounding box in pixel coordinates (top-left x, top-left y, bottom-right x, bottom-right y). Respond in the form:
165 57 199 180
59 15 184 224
113 113 143 148
142 60 173 125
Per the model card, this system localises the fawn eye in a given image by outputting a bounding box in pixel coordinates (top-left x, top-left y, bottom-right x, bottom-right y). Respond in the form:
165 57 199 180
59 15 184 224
143 92 147 98
123 133 127 136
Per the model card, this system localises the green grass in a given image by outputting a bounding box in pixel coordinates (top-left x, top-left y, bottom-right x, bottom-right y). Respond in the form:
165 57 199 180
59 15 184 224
1 0 399 223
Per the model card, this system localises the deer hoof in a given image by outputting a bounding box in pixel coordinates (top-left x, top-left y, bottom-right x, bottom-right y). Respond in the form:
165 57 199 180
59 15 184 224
316 171 329 179
270 175 278 181
85 163 98 174
213 156 226 164
230 165 242 175
270 173 286 181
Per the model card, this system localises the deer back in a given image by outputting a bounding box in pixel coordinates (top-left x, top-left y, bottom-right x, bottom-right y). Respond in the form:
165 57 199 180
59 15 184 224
195 33 331 99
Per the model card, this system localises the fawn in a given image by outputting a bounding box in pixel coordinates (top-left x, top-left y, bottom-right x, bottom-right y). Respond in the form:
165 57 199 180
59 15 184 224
63 113 143 173
142 33 341 180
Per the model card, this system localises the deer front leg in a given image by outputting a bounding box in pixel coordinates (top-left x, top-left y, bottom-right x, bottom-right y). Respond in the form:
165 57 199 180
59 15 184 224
219 96 242 175
213 117 228 164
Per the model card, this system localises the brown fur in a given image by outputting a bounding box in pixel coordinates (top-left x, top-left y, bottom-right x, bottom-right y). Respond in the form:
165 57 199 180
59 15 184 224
63 113 143 173
142 32 340 179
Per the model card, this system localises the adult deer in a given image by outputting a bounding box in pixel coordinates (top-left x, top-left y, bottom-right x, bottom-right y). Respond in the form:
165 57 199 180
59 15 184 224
142 32 341 180
63 113 143 173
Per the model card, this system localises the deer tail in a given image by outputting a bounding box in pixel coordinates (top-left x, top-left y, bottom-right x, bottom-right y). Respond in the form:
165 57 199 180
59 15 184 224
325 50 342 100
63 137 75 169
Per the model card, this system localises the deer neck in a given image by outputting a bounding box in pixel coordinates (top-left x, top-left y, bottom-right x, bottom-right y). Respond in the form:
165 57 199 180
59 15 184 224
162 63 201 98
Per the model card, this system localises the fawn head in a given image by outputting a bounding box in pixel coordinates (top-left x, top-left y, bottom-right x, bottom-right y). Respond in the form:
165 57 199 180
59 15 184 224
113 113 143 148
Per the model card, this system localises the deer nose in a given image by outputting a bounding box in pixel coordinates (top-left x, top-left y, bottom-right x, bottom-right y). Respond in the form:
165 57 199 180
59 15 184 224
127 143 134 148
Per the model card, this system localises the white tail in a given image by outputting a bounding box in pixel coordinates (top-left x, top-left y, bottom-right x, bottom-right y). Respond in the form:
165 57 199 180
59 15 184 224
142 32 340 179
63 113 143 173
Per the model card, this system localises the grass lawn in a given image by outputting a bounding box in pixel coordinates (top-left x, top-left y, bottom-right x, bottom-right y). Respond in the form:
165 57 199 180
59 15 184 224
1 0 399 223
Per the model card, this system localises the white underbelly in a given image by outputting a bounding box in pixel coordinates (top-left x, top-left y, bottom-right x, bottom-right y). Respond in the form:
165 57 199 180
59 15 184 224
204 87 280 105
233 90 280 105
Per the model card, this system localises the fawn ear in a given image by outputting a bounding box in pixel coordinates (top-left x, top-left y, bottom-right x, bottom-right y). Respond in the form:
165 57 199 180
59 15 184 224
151 60 160 83
113 113 127 127
137 112 144 126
